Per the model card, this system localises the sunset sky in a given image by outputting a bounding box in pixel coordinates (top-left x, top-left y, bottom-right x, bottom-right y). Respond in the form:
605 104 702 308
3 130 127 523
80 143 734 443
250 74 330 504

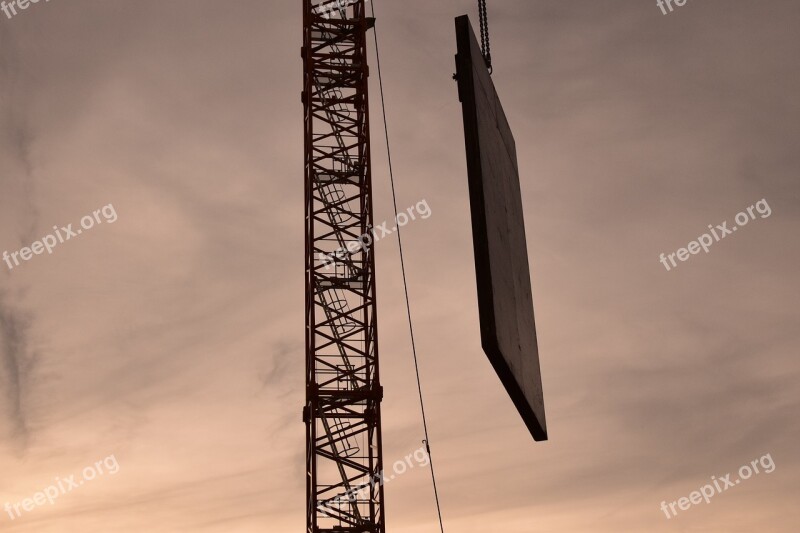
1 1 799 531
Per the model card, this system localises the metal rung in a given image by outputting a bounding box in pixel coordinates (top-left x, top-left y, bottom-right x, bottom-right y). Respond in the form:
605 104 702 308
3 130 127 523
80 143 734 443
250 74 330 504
316 172 359 185
318 278 364 290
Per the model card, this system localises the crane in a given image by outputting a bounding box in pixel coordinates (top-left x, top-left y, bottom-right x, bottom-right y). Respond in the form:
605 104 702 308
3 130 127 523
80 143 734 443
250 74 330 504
302 1 385 531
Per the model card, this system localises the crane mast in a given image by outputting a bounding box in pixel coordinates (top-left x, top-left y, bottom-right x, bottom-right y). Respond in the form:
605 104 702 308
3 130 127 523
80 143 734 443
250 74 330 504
302 1 385 531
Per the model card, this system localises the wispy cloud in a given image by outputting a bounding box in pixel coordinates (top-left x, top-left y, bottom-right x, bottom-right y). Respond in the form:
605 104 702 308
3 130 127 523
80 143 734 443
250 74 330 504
0 291 34 454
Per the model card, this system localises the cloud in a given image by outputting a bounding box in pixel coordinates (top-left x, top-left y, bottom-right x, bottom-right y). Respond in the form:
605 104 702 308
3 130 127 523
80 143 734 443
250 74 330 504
0 291 35 454
0 25 38 246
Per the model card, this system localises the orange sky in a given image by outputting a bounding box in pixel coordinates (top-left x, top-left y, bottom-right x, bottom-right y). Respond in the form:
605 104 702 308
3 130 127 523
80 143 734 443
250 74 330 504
1 1 799 531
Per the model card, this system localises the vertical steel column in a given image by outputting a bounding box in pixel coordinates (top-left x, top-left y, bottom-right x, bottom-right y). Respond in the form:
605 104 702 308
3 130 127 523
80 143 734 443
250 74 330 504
303 1 384 531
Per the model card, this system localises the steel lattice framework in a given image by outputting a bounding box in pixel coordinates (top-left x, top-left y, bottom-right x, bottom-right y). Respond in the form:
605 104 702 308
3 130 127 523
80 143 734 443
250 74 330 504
302 1 385 532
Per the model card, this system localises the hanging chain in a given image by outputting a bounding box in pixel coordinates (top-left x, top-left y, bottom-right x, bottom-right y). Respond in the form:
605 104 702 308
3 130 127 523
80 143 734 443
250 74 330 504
478 0 492 74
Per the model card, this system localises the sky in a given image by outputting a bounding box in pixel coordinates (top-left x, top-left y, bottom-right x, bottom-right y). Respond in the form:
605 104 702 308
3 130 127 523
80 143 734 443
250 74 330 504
1 0 799 531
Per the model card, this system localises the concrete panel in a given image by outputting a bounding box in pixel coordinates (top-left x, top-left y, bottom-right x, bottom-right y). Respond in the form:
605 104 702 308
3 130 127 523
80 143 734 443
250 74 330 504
455 15 547 441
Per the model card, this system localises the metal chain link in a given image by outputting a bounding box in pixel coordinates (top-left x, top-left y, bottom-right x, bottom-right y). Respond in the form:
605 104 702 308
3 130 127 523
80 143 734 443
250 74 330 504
478 0 492 74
